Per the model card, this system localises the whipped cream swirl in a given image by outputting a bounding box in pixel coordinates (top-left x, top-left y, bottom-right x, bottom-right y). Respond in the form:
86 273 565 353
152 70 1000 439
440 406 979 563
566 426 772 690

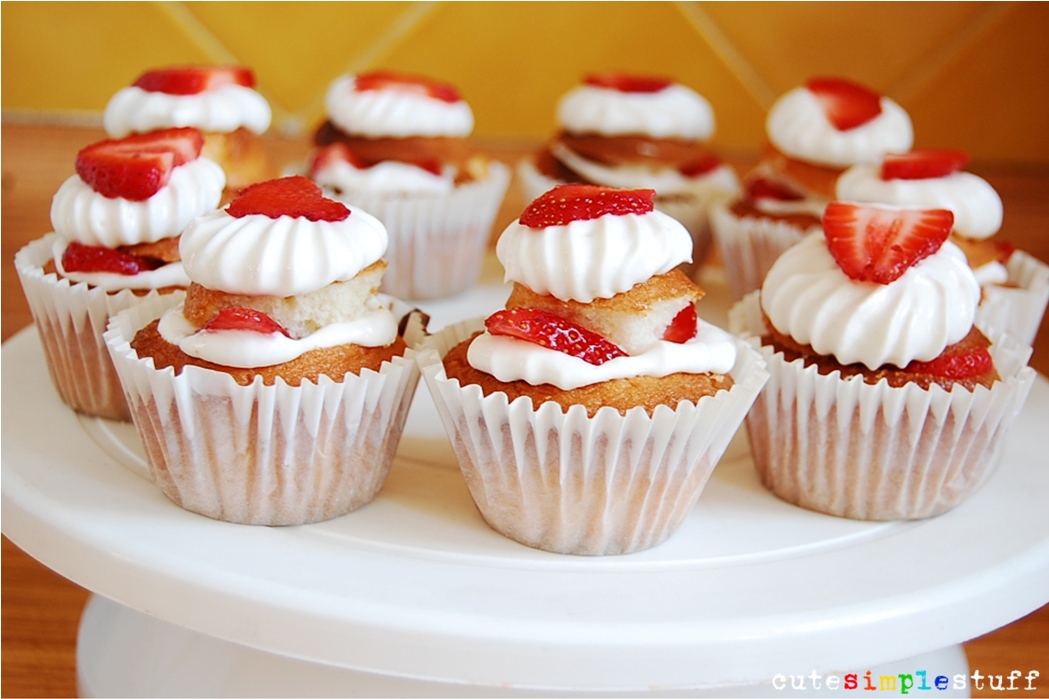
496 210 693 303
836 164 1003 240
761 233 980 369
104 85 272 137
558 83 715 140
325 74 473 138
766 87 913 168
312 158 455 194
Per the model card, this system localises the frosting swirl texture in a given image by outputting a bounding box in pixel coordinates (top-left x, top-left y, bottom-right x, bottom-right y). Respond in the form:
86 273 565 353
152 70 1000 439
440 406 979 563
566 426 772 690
104 85 272 137
325 74 473 138
558 84 715 140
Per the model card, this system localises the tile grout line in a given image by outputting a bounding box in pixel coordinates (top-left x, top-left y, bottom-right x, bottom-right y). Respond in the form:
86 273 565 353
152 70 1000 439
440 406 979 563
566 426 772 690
674 1 777 110
888 1 1018 104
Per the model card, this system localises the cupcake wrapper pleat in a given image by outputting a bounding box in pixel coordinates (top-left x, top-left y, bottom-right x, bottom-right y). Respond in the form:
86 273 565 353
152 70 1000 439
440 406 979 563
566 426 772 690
104 297 425 525
729 292 1036 520
417 319 769 555
975 250 1049 346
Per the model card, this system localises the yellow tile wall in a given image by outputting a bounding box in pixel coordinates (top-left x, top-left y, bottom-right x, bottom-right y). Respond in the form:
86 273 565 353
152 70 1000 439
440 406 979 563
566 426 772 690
3 1 1047 163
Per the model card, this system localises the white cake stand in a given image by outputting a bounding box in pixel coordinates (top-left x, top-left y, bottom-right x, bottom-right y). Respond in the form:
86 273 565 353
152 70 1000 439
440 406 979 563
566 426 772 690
4 268 1048 696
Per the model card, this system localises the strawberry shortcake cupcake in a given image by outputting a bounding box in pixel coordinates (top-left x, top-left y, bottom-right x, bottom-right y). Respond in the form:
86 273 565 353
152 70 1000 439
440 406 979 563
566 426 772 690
104 65 277 192
308 70 510 300
417 184 768 555
836 149 1049 345
712 77 913 300
730 201 1035 520
104 176 423 525
15 127 224 420
518 73 740 274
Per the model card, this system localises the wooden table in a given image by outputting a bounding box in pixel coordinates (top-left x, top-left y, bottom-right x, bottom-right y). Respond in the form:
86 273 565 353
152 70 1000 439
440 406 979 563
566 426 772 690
3 124 1048 698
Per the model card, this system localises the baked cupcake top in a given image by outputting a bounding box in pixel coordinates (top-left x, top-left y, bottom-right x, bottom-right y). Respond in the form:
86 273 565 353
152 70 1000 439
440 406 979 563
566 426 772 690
104 65 272 138
50 127 224 291
469 185 737 390
761 201 980 370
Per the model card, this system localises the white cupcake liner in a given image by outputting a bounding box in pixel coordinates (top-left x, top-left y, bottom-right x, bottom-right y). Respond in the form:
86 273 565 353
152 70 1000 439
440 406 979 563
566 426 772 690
710 204 821 301
14 234 182 421
416 319 769 555
729 292 1036 521
103 296 426 525
975 250 1049 346
330 162 510 301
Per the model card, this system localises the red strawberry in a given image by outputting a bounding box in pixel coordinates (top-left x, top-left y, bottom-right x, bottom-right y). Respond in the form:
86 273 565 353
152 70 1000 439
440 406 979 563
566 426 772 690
226 176 350 222
805 77 883 131
520 184 655 228
355 70 461 103
485 308 626 365
995 240 1016 264
906 345 993 379
202 307 290 337
61 241 163 275
745 176 804 202
584 73 673 94
75 127 204 201
881 149 971 180
133 66 255 95
662 304 698 343
822 201 954 284
678 155 722 177
309 143 367 176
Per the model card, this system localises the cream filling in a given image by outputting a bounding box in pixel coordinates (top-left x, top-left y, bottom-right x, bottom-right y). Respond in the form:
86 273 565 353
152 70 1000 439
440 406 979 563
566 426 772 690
51 237 189 291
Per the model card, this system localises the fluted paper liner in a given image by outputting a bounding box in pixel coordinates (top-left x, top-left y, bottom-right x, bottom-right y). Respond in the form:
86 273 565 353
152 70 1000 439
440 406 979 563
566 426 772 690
104 296 425 525
417 319 769 555
730 292 1036 521
975 250 1049 346
14 234 182 421
329 162 510 301
710 204 821 301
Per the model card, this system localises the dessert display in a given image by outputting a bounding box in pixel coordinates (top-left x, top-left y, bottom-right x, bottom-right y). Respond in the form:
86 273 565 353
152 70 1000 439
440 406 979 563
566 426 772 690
836 149 1049 345
712 77 913 300
103 65 277 192
517 73 740 274
417 184 769 555
308 70 510 300
730 201 1036 520
103 176 424 525
14 127 225 420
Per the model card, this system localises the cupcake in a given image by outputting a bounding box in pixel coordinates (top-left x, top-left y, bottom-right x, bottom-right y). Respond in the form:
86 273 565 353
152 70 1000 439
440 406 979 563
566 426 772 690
417 184 768 555
104 65 277 192
730 201 1036 520
103 176 423 525
712 77 913 300
836 149 1049 345
14 127 224 420
308 70 510 300
517 73 740 274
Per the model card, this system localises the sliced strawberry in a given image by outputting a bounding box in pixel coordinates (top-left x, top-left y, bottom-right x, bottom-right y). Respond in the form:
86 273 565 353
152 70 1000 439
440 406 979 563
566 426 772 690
805 77 883 131
584 73 673 93
662 304 697 343
485 308 626 365
355 70 461 103
906 343 993 379
202 307 290 337
75 128 204 201
520 184 655 228
678 155 722 177
309 143 367 176
226 176 350 222
61 241 164 275
822 201 954 284
881 149 970 180
995 239 1016 264
745 176 805 202
133 66 255 95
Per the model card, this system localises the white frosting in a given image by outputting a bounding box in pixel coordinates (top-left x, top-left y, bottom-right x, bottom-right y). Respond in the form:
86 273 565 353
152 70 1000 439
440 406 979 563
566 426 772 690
496 210 693 303
761 233 980 369
312 157 455 194
50 158 225 247
104 85 272 137
467 321 737 390
325 74 473 138
558 84 715 140
51 236 190 291
549 142 739 198
836 164 1003 240
766 87 913 168
179 206 388 297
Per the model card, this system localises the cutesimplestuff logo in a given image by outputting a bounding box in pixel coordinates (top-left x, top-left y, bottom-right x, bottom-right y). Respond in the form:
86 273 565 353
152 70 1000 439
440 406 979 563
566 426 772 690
772 669 1040 694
